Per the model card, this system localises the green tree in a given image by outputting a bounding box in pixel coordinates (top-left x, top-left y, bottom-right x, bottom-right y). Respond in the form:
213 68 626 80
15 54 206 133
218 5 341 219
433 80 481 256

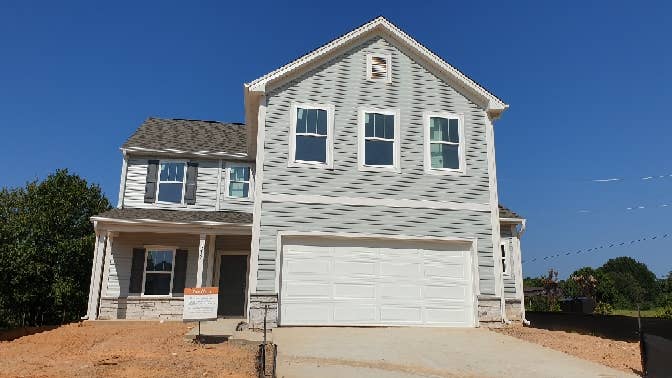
0 170 110 327
597 257 659 310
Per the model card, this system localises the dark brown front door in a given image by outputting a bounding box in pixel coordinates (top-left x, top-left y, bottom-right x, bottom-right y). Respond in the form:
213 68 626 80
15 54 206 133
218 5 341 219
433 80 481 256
217 255 247 316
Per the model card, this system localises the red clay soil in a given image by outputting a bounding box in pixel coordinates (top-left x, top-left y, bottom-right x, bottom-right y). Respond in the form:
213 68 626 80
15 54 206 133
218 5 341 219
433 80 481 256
0 322 257 378
492 325 642 375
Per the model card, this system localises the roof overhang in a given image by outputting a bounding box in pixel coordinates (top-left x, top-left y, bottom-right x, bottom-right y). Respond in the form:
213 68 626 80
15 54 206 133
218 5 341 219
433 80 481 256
500 217 525 224
244 16 508 115
121 147 251 160
92 216 252 236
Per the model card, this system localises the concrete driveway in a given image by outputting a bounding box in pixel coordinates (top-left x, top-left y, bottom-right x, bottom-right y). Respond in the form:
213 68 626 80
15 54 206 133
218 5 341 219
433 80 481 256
273 327 637 378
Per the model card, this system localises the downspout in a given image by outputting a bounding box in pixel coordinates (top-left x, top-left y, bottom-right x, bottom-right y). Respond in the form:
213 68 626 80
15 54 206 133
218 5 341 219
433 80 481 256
518 219 530 325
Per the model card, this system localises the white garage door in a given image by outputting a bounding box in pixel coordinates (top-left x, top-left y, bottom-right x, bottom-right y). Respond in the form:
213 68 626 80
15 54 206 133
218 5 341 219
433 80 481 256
279 238 475 327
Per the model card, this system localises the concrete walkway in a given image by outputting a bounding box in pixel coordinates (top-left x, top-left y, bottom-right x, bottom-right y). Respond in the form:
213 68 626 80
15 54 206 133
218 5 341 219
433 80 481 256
273 327 637 378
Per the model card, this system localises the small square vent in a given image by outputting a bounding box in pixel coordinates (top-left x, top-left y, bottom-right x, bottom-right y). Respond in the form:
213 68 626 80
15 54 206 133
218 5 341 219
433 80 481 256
367 54 391 82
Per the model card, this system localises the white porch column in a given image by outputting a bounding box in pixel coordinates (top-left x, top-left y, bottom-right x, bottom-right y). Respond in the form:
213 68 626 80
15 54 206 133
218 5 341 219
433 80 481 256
196 234 207 287
86 232 107 320
206 235 216 286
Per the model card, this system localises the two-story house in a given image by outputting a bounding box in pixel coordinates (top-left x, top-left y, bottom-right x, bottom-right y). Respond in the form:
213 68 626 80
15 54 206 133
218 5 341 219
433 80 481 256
86 17 527 328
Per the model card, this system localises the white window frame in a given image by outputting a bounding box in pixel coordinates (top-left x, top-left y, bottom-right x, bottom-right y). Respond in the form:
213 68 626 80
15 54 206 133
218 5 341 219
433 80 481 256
155 160 187 205
423 111 466 175
224 162 254 200
500 240 510 276
288 102 335 169
358 107 401 173
366 53 392 83
141 246 177 297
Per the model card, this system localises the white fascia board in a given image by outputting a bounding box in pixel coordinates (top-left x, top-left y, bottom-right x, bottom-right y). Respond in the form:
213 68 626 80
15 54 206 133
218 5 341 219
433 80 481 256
245 16 507 112
500 217 525 224
90 216 252 228
121 147 249 160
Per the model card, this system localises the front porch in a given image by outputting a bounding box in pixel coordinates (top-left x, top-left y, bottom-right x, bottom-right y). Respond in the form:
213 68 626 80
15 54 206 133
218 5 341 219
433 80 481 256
87 208 252 321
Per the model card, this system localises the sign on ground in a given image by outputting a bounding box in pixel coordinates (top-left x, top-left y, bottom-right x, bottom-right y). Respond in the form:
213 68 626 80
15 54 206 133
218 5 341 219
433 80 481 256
183 287 218 321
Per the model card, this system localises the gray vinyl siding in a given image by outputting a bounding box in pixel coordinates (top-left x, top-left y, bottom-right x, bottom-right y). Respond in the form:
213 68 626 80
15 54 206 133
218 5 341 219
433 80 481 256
257 202 495 294
258 36 496 294
122 157 253 213
104 233 201 297
263 36 490 203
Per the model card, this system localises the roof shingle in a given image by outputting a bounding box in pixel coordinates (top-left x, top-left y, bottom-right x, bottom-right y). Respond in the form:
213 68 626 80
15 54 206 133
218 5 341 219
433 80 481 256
93 208 252 225
499 204 523 219
122 118 248 157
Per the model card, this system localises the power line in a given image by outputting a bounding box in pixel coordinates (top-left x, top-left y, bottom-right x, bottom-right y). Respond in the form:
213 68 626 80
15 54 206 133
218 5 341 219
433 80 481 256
522 232 670 264
592 174 672 183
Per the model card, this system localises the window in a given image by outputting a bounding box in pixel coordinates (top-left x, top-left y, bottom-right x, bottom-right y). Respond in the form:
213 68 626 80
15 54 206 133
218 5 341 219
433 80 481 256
359 108 400 171
157 161 186 203
228 165 251 198
366 54 392 82
500 241 510 276
423 112 465 174
289 103 334 168
143 249 174 295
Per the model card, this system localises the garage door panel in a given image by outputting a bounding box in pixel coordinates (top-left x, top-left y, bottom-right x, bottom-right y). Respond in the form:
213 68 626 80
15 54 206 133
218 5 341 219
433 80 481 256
333 305 377 322
425 285 468 301
425 307 470 324
380 306 422 322
380 262 421 278
424 263 466 279
283 282 331 298
280 238 474 327
334 260 376 276
333 282 376 299
282 303 332 323
283 258 330 275
380 284 422 300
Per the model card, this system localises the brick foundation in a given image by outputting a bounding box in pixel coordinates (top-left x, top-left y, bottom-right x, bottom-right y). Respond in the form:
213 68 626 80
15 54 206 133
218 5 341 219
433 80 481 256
248 293 278 329
477 295 503 327
505 299 523 321
98 297 184 320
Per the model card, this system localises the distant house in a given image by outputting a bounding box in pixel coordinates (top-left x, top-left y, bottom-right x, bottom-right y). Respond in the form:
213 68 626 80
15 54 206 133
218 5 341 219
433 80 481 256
86 16 527 328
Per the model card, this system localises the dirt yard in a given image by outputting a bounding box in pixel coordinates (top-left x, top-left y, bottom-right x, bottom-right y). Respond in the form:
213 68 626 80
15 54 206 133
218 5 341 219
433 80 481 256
493 325 641 375
0 321 257 378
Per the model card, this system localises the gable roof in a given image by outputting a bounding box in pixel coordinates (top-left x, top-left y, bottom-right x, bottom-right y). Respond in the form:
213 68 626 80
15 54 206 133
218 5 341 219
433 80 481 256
122 118 248 158
245 16 507 113
499 204 523 220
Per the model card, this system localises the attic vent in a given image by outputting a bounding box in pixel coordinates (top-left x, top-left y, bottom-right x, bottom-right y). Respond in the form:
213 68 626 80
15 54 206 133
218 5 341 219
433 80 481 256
367 54 391 82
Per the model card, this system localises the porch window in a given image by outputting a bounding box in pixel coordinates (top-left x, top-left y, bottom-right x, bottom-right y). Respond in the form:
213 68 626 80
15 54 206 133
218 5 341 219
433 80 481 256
157 162 186 203
228 166 251 198
143 249 174 295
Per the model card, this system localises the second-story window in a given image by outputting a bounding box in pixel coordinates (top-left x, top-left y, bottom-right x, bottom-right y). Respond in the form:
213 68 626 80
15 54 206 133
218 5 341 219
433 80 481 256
157 162 186 203
228 166 251 198
358 108 400 172
424 112 465 174
289 103 334 168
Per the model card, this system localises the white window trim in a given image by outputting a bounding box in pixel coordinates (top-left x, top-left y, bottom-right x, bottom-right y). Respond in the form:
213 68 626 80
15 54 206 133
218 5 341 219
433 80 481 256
155 160 187 205
358 107 401 173
500 240 510 276
288 102 335 169
423 111 466 175
366 53 392 83
224 162 255 201
141 246 177 297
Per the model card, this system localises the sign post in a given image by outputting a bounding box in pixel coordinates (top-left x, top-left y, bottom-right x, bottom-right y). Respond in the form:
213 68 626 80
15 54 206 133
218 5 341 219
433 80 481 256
183 287 218 342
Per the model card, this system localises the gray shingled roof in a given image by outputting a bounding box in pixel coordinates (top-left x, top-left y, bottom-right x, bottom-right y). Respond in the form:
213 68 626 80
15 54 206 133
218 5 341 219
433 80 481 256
93 208 252 224
499 205 523 219
122 118 247 156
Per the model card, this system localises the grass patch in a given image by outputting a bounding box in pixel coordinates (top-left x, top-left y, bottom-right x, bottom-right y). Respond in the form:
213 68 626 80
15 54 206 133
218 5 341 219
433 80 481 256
612 308 663 317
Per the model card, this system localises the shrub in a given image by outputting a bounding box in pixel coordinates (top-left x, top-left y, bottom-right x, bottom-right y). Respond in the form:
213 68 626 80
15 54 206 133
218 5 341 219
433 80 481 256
658 305 672 320
594 302 614 315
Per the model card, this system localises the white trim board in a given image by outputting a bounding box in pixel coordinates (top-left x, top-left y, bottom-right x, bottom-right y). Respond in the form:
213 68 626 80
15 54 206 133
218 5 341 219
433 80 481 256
262 193 490 212
245 17 507 113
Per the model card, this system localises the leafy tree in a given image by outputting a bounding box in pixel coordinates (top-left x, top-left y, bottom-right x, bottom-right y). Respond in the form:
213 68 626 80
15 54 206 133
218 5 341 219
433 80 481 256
598 257 659 309
0 170 110 327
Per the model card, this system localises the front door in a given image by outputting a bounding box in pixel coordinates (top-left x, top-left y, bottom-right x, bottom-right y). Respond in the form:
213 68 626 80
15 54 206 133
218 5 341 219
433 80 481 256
217 255 247 317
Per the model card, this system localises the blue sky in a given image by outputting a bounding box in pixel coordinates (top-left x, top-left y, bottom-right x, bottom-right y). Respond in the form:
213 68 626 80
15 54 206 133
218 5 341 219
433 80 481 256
1 1 670 278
